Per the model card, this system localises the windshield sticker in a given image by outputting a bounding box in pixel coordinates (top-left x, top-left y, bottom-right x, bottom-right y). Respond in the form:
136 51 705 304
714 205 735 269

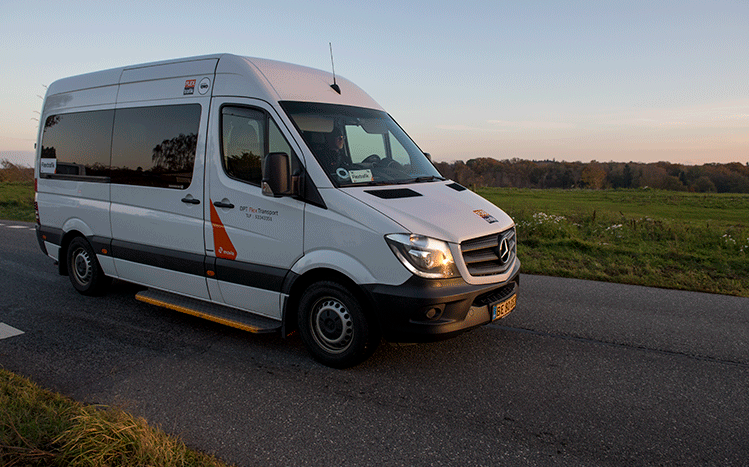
40 158 57 174
474 209 498 224
349 169 374 184
336 168 349 179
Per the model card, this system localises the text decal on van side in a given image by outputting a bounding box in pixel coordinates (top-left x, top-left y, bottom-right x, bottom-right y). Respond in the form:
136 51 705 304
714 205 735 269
184 79 196 95
209 201 237 260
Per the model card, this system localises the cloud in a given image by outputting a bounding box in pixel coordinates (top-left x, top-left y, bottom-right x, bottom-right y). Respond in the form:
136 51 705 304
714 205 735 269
435 120 576 133
486 120 577 130
597 101 749 129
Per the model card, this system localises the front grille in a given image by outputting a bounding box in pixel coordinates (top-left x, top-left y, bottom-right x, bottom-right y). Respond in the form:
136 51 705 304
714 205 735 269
461 227 516 277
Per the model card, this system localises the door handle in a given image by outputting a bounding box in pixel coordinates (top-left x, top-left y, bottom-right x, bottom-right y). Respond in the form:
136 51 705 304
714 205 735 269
181 197 201 205
213 200 235 209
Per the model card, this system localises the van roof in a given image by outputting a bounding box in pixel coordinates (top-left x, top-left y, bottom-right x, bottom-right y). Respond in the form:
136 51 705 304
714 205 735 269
44 54 383 112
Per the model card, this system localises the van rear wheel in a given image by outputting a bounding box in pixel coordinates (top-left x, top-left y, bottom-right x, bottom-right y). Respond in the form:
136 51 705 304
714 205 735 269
67 237 109 296
298 281 379 368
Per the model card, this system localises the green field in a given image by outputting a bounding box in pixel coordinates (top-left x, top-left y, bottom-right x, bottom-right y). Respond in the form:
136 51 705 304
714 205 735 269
0 181 35 222
478 187 749 297
3 182 748 296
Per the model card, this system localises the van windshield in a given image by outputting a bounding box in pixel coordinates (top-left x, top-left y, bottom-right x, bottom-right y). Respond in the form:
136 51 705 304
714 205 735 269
280 101 443 187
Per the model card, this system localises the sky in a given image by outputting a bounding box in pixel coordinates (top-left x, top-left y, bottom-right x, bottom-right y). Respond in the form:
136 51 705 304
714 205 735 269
1 0 747 167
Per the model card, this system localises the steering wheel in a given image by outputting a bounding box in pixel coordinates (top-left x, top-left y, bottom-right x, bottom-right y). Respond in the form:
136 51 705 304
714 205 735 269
362 154 381 164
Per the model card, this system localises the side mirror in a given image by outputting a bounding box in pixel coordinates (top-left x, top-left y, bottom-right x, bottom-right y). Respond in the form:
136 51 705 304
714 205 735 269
424 152 432 162
262 152 294 197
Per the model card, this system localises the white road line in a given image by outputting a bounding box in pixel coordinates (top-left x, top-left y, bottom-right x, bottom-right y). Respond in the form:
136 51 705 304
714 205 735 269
0 323 25 339
7 225 30 229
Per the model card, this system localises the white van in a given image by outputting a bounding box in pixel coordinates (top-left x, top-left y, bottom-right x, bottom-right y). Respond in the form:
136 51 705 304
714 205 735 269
34 54 519 367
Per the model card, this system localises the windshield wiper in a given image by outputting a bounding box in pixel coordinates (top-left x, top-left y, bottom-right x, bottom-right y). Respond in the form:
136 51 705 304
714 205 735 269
410 175 445 183
339 180 393 187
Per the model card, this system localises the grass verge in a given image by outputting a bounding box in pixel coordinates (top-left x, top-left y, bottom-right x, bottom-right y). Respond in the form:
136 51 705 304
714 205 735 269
0 181 35 223
478 187 749 297
0 369 230 467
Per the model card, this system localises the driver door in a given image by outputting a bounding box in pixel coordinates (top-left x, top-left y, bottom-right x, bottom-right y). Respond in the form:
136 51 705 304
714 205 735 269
205 98 305 320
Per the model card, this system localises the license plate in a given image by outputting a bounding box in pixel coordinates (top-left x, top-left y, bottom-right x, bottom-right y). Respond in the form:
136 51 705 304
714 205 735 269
491 294 517 321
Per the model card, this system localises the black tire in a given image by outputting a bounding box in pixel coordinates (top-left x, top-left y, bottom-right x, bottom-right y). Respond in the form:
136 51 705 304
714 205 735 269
297 281 380 368
66 237 110 296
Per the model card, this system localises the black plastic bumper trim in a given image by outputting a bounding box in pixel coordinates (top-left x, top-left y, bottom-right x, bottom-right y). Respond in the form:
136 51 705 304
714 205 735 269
363 271 520 342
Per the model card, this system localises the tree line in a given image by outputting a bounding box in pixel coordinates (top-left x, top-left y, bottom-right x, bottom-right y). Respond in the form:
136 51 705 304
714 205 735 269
0 160 33 182
5 157 749 193
433 158 749 193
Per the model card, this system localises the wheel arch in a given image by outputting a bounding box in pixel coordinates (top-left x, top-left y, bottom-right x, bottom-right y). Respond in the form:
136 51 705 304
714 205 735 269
282 267 379 338
57 218 96 276
58 229 88 276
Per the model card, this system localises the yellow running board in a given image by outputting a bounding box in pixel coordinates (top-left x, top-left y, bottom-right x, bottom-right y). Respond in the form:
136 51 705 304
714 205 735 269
135 289 281 334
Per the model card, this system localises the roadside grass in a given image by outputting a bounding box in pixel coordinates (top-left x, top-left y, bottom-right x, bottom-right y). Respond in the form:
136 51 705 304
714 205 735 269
0 368 230 467
477 187 749 297
0 181 35 222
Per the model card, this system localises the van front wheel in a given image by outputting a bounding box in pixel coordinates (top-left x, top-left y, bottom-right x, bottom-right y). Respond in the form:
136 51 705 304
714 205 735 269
67 237 109 296
298 281 379 368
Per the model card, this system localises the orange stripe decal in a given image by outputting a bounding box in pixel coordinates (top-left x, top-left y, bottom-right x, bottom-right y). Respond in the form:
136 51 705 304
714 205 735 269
209 200 237 260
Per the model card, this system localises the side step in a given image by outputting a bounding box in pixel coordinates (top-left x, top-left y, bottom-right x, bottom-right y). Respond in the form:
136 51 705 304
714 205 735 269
135 289 281 334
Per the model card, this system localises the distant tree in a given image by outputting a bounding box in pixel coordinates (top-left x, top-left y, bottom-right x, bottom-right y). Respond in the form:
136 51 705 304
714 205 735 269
691 176 717 193
608 163 634 188
0 159 34 182
581 162 607 189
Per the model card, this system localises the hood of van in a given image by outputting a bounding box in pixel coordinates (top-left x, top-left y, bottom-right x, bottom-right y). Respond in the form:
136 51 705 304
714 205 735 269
342 182 514 243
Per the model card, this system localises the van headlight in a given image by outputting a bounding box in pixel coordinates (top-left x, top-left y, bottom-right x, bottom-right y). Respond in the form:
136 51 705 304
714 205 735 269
385 234 459 279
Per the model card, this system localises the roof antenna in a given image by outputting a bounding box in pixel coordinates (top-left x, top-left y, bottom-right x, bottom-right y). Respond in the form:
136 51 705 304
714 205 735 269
329 42 341 94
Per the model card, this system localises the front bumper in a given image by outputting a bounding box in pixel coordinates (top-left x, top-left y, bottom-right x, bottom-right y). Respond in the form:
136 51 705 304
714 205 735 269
363 268 519 343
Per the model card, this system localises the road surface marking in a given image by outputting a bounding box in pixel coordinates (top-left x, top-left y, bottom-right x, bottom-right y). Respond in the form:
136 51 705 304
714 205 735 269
1 224 35 231
0 323 25 339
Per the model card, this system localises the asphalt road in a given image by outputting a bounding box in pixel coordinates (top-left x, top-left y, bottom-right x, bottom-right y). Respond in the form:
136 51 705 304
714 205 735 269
1 220 748 466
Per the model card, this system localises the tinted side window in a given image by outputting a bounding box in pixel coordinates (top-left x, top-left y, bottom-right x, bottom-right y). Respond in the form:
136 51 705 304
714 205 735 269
40 110 114 177
111 104 201 189
221 106 300 186
221 107 265 185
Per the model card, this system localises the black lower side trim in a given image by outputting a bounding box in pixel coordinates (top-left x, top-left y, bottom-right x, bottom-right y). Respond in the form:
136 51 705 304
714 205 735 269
37 226 295 295
109 239 291 294
111 240 205 277
214 257 289 292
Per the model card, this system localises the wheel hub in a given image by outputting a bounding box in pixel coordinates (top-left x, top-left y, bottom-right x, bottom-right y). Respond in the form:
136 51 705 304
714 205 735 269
73 248 92 285
312 298 354 353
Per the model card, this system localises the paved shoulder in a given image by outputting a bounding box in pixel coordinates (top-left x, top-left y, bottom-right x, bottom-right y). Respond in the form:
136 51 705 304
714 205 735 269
500 274 749 365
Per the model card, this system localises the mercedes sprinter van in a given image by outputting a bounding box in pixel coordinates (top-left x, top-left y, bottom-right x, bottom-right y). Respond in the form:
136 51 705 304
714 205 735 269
34 54 519 367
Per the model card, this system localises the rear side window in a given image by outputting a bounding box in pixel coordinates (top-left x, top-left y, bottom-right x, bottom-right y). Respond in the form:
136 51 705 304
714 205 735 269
111 104 201 189
40 110 114 178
